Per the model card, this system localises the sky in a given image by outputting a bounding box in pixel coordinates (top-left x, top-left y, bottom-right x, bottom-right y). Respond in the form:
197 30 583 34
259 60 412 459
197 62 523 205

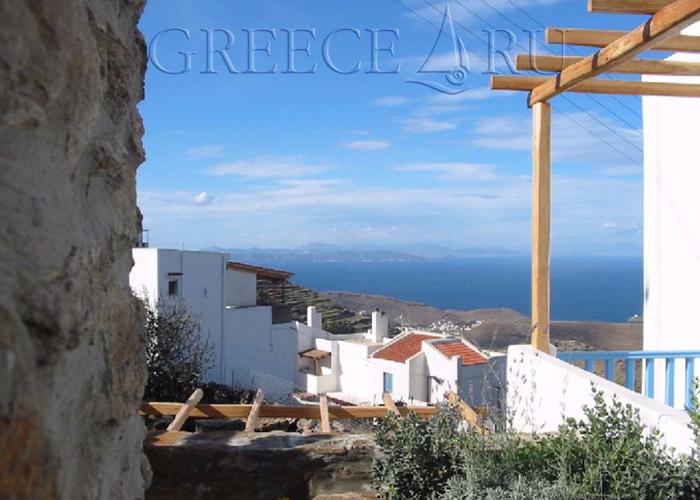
137 0 648 256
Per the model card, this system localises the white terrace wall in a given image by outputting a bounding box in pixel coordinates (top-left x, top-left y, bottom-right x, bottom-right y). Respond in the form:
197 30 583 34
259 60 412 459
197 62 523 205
508 345 695 455
642 22 700 404
223 307 298 400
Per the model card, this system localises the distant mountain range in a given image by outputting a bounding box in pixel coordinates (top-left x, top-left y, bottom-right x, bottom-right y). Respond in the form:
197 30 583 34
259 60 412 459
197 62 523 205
202 243 524 263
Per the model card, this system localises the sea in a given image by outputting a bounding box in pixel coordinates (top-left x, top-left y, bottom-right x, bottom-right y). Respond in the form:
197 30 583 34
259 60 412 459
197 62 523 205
258 257 643 323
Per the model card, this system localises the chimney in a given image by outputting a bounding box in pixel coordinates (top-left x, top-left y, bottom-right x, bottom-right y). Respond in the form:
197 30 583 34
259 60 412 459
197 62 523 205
307 306 322 329
371 310 388 342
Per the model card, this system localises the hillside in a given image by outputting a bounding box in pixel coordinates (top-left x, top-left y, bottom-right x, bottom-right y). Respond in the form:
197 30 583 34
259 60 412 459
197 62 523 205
323 291 642 352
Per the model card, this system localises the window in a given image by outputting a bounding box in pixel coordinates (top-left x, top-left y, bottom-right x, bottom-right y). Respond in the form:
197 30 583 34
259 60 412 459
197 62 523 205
383 372 393 394
168 279 179 297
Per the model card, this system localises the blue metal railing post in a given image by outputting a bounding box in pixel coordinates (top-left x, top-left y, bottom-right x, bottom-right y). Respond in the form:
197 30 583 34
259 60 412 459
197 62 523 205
686 357 695 409
625 360 635 390
645 359 655 399
605 359 615 382
665 358 675 407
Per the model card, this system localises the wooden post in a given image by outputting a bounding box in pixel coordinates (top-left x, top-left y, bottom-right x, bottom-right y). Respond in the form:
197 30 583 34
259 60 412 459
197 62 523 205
446 392 487 433
167 388 203 431
245 389 264 432
531 102 551 354
382 392 400 417
319 395 331 432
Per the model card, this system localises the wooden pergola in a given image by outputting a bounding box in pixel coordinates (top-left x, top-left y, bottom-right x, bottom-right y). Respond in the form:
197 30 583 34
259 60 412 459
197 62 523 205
490 0 700 353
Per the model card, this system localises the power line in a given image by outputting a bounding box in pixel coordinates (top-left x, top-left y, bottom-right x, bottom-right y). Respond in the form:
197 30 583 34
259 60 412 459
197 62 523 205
451 0 643 127
397 0 642 163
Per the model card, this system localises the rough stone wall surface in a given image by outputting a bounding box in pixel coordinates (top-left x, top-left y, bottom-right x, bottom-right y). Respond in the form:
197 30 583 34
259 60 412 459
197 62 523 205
0 1 148 498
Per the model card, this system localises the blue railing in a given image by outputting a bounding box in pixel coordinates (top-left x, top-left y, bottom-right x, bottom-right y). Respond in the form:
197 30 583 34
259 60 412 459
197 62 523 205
557 350 700 408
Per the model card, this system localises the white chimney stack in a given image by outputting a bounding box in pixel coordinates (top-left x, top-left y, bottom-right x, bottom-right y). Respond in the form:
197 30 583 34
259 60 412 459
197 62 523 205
307 306 322 329
371 310 388 342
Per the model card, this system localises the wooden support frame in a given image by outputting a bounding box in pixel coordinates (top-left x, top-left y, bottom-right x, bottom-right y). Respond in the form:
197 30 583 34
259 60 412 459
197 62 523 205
446 392 488 433
166 388 203 432
141 402 437 419
319 395 331 432
529 0 700 105
492 75 700 97
546 28 700 52
245 389 264 432
383 392 401 416
589 0 675 14
531 102 551 354
516 54 700 75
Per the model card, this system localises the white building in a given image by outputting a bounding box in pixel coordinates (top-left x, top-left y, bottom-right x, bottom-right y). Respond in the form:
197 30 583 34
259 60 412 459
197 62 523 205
130 248 501 405
506 21 700 455
130 248 296 395
300 308 504 407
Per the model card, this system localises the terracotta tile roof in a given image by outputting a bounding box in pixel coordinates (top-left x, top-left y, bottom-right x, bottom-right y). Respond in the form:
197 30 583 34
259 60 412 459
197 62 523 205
372 333 437 363
434 341 488 366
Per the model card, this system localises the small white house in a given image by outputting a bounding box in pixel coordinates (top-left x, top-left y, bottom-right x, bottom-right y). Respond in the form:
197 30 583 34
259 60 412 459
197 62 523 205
300 309 505 407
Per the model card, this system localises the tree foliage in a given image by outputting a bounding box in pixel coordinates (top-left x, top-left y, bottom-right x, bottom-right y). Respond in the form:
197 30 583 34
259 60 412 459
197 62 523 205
143 299 213 402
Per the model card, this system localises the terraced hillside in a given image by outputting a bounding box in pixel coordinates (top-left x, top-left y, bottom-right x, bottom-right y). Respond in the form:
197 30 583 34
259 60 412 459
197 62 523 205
258 281 372 333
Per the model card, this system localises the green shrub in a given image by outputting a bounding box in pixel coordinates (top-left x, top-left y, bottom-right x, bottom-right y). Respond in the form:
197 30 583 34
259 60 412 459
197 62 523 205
372 389 700 500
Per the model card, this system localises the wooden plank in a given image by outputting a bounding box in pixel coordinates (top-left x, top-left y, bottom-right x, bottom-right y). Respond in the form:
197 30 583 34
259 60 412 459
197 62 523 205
530 0 700 105
531 102 551 354
319 395 331 432
166 388 203 432
141 402 437 420
382 392 401 417
516 54 700 76
589 0 674 14
245 389 264 432
492 75 700 97
546 28 700 53
446 392 487 432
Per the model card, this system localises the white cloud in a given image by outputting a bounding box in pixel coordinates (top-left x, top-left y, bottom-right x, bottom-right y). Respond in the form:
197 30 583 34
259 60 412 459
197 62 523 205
470 111 642 168
184 145 225 159
373 96 413 107
192 191 213 205
206 156 330 178
400 117 458 134
393 162 499 181
341 140 392 151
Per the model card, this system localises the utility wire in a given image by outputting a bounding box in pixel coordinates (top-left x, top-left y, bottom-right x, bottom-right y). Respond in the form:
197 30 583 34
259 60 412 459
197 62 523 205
451 0 643 131
396 0 642 162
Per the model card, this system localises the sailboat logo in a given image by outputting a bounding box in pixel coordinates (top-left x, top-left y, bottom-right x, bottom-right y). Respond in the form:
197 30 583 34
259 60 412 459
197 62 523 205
407 5 472 94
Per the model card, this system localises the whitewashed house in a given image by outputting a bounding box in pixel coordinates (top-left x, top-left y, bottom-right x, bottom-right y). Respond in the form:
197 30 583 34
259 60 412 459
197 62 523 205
300 308 504 407
130 248 297 396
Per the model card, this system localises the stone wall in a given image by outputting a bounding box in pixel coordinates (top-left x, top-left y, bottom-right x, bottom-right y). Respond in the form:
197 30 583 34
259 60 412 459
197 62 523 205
0 0 148 498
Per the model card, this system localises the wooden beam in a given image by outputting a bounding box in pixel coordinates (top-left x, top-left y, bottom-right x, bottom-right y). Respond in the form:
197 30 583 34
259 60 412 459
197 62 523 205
589 0 674 14
516 54 700 76
546 28 700 53
492 75 700 97
166 388 203 432
532 0 700 105
141 402 437 420
446 392 487 433
531 102 551 354
245 389 264 432
383 392 401 416
319 395 331 432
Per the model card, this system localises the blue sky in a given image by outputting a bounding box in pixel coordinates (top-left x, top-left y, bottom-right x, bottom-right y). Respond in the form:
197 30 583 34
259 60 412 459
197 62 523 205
138 0 646 255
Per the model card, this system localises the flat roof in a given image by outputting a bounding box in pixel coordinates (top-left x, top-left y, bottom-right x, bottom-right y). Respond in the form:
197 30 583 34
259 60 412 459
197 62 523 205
227 261 294 282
